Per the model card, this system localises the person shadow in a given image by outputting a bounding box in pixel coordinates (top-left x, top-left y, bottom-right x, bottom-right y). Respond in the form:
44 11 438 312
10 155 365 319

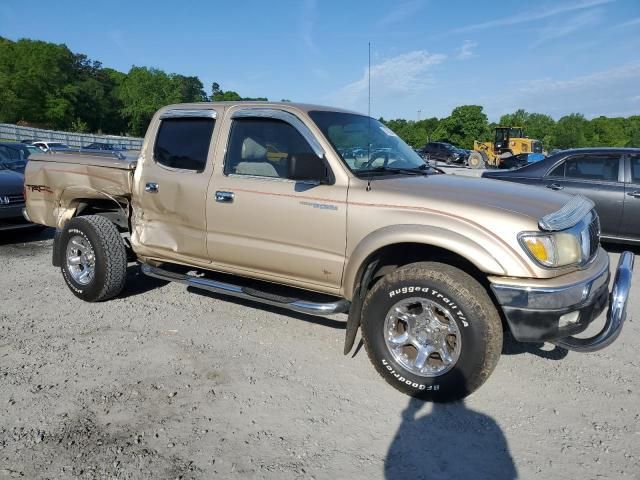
385 394 517 480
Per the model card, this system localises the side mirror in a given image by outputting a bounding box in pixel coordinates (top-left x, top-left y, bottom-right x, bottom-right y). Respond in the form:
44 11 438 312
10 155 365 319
288 153 330 183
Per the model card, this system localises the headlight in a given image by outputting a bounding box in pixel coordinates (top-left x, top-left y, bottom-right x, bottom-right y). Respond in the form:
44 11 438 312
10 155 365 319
519 231 583 267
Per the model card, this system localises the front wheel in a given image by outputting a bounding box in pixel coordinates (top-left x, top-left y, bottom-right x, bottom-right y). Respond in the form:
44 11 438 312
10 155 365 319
361 262 502 402
60 215 127 302
467 151 487 169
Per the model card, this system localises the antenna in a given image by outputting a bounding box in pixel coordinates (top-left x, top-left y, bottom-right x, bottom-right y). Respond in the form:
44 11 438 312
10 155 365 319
368 42 371 119
366 42 372 192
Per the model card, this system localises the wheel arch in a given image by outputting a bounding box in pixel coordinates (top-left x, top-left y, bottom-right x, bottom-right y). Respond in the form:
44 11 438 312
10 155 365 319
341 225 508 355
343 225 506 301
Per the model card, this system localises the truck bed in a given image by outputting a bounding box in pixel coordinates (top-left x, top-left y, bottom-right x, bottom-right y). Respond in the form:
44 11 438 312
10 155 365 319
25 151 136 228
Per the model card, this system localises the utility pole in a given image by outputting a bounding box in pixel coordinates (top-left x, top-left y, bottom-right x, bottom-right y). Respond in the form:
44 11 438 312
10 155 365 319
417 109 422 121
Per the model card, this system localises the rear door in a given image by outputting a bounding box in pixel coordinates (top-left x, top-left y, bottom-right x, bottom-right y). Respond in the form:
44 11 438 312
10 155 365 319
543 153 624 238
620 154 640 240
132 108 219 263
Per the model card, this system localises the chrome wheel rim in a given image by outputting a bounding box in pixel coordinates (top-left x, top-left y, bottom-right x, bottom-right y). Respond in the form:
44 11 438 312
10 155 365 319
384 297 462 377
65 235 95 285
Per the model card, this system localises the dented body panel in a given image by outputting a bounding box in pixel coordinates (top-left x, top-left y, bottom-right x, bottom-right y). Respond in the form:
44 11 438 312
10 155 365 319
25 152 134 229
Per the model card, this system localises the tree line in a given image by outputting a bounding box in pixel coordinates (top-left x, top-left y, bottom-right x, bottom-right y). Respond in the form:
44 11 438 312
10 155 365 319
381 106 640 151
1 37 639 148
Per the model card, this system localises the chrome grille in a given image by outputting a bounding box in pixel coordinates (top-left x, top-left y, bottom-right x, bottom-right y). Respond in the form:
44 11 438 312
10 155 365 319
0 193 24 207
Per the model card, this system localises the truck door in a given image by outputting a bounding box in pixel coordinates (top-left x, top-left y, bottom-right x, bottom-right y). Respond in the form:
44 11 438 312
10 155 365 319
206 107 347 292
543 153 624 239
131 108 219 263
620 154 640 241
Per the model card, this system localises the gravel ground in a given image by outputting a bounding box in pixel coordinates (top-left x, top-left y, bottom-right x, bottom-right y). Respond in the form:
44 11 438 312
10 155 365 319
1 228 638 480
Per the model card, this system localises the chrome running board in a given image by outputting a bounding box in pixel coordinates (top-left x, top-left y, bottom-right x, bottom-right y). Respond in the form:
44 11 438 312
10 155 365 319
140 264 350 316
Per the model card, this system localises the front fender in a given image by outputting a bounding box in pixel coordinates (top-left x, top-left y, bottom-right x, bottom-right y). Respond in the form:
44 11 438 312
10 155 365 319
342 224 520 299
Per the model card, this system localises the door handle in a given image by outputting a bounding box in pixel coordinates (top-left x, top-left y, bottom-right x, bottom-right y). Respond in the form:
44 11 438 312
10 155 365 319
215 191 235 203
627 190 640 198
545 183 563 191
145 182 159 193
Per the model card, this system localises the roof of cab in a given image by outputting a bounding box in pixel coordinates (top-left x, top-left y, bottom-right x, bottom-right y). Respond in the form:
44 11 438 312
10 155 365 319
157 101 364 116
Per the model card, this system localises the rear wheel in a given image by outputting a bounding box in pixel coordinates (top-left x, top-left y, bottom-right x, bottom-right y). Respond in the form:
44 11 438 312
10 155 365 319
60 215 127 302
361 262 502 402
467 151 487 169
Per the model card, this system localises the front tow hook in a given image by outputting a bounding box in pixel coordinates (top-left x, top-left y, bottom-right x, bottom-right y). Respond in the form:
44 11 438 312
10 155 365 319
555 251 634 352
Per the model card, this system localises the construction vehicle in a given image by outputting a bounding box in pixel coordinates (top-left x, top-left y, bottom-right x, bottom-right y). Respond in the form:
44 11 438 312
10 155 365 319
467 126 543 169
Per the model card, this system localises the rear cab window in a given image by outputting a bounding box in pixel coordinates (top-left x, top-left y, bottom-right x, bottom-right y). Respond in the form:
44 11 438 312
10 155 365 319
154 117 215 172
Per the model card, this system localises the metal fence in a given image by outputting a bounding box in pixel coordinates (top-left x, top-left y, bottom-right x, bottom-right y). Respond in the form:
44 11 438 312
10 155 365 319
0 123 143 150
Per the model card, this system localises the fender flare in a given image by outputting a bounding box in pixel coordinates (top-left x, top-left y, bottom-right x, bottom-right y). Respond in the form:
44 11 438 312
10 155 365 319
342 224 508 300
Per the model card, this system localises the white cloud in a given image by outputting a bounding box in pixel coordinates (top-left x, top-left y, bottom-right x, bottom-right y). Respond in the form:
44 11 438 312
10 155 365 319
613 17 640 29
299 0 317 52
531 8 604 47
478 62 640 120
518 62 640 94
453 0 614 33
377 0 425 27
328 50 446 111
457 40 477 59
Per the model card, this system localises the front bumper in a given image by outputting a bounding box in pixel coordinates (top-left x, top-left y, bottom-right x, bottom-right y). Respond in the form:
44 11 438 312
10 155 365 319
490 249 634 351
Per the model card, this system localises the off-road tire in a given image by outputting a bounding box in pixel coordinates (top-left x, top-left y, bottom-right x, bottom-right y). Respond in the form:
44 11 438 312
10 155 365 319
361 262 502 402
467 151 487 169
60 215 127 302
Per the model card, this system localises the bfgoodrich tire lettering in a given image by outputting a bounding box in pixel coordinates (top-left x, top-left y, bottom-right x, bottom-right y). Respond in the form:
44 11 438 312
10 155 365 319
60 215 127 302
361 262 502 402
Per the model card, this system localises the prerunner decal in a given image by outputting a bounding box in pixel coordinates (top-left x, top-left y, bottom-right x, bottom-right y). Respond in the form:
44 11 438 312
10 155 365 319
382 359 439 391
388 287 469 327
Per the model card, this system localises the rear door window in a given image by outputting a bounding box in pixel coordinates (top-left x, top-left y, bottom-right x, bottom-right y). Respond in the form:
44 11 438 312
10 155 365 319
564 155 619 182
154 117 215 172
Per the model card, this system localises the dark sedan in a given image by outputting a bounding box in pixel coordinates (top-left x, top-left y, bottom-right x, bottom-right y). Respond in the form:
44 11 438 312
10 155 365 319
422 142 468 165
482 148 640 244
82 142 126 151
0 164 31 231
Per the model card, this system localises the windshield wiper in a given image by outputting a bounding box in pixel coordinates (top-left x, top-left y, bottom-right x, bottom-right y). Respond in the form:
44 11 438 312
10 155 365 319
362 166 430 176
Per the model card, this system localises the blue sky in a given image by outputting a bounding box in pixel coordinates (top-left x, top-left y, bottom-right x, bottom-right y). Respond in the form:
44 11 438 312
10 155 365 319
1 0 639 121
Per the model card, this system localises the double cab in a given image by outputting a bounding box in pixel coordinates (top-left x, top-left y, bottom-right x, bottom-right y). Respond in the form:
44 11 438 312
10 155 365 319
24 102 634 401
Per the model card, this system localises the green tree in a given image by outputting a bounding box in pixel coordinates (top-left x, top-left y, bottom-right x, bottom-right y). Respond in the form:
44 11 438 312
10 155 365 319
437 105 490 149
553 114 589 149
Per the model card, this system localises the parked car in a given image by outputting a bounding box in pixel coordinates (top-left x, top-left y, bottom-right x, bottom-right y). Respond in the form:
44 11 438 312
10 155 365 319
500 152 546 170
422 142 468 165
0 142 33 172
82 142 127 151
33 141 71 152
482 148 640 244
24 102 634 402
0 157 42 231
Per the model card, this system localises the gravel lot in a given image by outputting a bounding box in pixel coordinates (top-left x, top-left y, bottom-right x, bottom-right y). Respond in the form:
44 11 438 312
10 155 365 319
1 228 638 480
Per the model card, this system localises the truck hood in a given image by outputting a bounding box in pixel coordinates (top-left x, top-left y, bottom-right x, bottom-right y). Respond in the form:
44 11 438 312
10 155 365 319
363 173 571 226
0 168 25 196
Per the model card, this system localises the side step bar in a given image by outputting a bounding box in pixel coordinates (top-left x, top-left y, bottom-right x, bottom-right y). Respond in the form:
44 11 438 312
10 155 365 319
140 264 350 316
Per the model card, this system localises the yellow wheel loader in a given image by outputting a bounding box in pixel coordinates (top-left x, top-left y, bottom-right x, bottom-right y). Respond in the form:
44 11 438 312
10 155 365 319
468 127 543 169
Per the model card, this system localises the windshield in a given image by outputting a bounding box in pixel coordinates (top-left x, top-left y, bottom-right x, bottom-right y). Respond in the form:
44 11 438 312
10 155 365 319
309 111 428 175
49 143 70 149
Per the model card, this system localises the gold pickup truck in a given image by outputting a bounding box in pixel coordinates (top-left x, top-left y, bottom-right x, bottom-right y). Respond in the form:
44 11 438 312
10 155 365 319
24 102 634 401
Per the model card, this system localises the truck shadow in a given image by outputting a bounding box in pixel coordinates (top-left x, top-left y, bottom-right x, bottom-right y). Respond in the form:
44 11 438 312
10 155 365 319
186 286 347 330
385 387 517 479
501 330 568 360
0 226 54 245
118 264 170 299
